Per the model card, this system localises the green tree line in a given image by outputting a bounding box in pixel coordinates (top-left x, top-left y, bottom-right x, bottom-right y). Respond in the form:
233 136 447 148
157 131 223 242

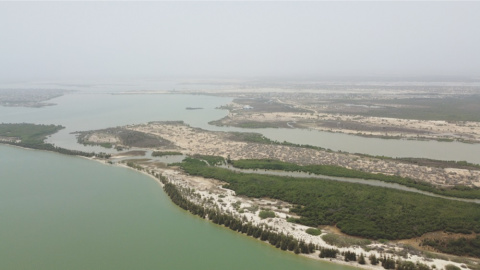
177 158 480 240
231 159 480 199
0 123 110 158
421 236 480 258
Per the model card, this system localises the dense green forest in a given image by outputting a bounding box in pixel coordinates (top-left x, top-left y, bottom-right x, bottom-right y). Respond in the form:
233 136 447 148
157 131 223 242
422 236 480 258
0 123 109 158
177 158 480 240
231 159 480 199
0 123 63 143
191 154 225 166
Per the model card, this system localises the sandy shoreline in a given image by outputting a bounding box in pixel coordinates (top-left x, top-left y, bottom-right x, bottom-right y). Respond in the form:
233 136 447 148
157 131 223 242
106 156 470 270
214 105 480 144
124 122 480 188
2 142 472 270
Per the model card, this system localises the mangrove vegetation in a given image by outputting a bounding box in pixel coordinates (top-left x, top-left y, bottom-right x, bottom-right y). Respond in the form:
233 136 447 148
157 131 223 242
177 157 480 240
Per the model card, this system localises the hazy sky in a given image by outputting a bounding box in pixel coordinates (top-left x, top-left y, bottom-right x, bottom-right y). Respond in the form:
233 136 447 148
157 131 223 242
1 1 479 82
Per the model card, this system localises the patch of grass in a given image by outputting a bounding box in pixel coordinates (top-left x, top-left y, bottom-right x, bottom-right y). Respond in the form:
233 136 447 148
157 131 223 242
227 132 275 144
152 151 183 157
231 201 241 209
306 228 321 236
192 154 225 166
245 205 259 213
445 265 461 270
98 142 113 148
227 132 328 151
321 233 371 248
287 217 297 223
259 210 276 219
236 121 280 129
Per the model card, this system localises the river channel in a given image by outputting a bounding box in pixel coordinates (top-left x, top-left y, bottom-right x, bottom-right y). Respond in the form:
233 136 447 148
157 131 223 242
0 91 479 163
1 89 479 269
217 165 480 204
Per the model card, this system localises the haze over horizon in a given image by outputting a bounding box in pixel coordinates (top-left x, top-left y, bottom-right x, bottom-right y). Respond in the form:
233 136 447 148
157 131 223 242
1 2 480 83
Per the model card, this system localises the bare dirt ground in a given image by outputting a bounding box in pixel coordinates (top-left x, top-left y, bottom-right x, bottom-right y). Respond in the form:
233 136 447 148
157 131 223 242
213 101 480 143
76 127 178 149
122 122 480 188
78 121 480 188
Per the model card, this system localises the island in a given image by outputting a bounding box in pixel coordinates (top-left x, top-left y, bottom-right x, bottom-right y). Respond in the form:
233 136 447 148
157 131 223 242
71 120 480 270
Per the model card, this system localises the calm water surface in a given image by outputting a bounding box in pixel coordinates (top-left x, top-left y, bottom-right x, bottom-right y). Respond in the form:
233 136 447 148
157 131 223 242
1 88 479 269
0 145 355 270
0 92 479 163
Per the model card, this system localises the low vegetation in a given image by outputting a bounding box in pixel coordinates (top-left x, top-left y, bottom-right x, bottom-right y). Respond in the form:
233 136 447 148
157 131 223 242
305 228 321 236
226 132 328 151
191 154 225 166
258 210 276 219
340 95 480 122
152 151 183 157
445 265 462 270
235 121 281 129
421 236 480 258
321 233 371 248
356 154 480 171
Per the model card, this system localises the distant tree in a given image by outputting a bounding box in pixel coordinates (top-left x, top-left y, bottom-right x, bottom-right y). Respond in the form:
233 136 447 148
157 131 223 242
358 253 366 265
369 254 379 265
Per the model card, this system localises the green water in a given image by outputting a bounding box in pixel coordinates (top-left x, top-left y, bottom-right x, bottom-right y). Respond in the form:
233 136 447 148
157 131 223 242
0 145 354 270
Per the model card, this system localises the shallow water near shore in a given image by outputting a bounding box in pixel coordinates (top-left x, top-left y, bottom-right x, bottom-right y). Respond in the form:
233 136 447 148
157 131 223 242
0 144 356 270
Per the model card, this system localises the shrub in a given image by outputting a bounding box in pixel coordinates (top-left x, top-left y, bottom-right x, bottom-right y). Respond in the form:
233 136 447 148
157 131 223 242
306 228 321 236
445 265 461 270
259 210 276 219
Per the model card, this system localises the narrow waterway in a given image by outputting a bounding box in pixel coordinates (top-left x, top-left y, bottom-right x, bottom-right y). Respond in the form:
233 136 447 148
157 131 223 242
0 91 479 163
218 165 480 204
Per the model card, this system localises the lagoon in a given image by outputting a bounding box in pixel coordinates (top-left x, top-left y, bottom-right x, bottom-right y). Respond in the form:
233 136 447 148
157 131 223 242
0 145 355 270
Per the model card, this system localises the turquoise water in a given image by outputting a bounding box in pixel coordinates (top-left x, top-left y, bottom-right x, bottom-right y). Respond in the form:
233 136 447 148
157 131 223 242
0 145 353 270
